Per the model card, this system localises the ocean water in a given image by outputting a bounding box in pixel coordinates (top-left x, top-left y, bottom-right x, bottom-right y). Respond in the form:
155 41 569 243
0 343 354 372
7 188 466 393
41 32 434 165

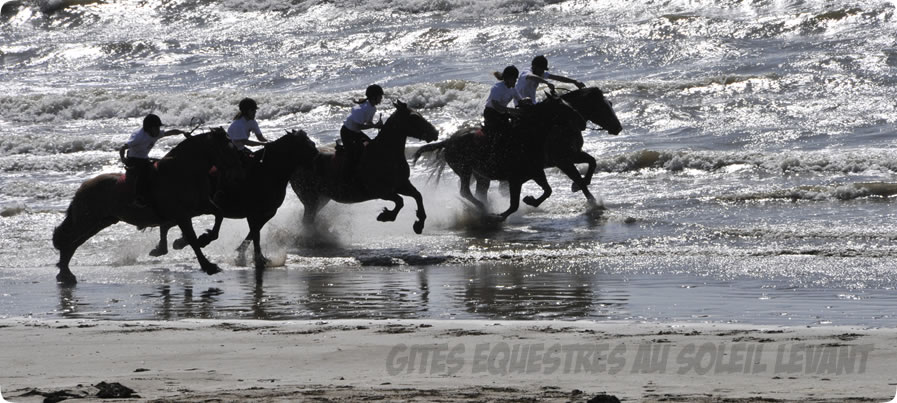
1 0 896 325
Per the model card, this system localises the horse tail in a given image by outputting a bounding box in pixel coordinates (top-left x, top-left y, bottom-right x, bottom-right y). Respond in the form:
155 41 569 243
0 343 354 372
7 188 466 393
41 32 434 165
52 204 75 251
412 141 450 184
53 174 121 252
412 141 446 164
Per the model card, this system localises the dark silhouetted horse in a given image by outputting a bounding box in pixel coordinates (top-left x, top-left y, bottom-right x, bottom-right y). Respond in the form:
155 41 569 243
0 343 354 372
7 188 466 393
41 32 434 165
413 96 587 220
162 129 319 269
290 101 439 234
52 128 240 284
418 87 622 208
550 87 622 195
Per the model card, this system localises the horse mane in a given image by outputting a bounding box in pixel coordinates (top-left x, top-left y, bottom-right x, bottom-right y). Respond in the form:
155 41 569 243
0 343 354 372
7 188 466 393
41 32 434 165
561 87 603 104
370 104 410 143
166 127 226 157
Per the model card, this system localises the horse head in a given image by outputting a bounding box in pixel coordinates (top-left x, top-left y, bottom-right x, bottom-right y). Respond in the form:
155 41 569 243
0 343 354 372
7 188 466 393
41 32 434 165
166 127 241 171
386 100 439 143
284 129 318 165
563 87 623 135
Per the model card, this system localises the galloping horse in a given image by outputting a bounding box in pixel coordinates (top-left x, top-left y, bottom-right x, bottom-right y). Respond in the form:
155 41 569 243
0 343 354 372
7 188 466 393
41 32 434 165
418 87 622 207
52 128 240 284
163 129 319 269
551 87 622 195
413 96 587 220
290 101 439 234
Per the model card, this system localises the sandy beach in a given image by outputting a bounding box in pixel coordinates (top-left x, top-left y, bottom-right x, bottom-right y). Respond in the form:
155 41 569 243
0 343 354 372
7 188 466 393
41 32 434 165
1 318 894 402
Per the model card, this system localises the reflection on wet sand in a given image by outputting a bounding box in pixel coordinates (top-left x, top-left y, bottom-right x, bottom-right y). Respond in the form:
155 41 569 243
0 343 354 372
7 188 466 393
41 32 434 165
52 264 632 321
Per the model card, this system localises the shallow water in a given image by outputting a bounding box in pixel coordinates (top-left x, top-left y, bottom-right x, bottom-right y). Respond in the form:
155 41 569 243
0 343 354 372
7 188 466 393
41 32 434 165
2 0 897 325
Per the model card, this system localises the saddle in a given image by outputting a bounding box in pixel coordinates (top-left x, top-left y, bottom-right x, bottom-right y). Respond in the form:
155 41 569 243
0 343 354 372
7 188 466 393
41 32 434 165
119 158 160 200
332 140 368 181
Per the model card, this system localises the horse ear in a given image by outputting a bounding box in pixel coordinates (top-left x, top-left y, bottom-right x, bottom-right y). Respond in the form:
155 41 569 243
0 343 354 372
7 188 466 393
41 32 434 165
394 99 407 109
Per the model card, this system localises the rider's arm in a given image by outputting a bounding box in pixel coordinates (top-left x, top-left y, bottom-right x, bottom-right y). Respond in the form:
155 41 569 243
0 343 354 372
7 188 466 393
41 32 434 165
250 121 268 142
526 73 556 92
161 129 186 137
357 104 383 130
118 144 128 162
546 73 586 89
357 117 384 130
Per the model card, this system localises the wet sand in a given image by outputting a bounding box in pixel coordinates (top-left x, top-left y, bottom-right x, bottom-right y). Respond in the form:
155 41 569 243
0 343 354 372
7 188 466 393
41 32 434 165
1 318 894 402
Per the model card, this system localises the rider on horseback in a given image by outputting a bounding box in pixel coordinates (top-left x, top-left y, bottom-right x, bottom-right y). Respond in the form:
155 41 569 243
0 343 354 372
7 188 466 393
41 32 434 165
339 84 385 176
227 97 269 157
118 113 186 208
483 65 523 137
214 98 269 209
515 55 586 105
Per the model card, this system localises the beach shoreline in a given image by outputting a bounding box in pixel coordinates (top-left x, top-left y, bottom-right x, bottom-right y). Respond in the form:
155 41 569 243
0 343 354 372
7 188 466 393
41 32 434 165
1 318 894 402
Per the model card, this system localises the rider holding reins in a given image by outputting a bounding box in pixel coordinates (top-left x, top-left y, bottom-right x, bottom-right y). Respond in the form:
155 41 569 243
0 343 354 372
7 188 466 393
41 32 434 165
483 65 523 136
119 113 187 208
515 55 586 106
341 84 385 149
339 84 385 176
227 98 269 155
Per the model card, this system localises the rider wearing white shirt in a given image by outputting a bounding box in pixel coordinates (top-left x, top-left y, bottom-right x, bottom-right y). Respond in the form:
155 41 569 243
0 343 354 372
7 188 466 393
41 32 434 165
227 98 268 153
483 65 522 135
118 114 185 207
514 55 586 106
338 84 385 177
341 84 384 150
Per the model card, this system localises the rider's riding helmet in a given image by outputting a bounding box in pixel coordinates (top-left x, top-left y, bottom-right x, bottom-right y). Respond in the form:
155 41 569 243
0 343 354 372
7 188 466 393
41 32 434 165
532 55 549 71
238 98 259 114
365 84 384 100
142 114 163 129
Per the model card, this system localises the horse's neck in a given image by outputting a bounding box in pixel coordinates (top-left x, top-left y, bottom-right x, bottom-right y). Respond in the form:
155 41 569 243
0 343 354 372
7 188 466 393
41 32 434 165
369 125 407 154
562 90 587 112
253 146 293 181
161 142 215 170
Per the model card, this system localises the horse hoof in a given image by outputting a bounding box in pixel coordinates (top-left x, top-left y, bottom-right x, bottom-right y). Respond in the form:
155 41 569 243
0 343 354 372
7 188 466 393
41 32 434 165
376 210 396 222
198 231 218 248
197 235 211 247
413 221 424 234
254 258 269 270
56 271 77 285
523 196 539 207
202 264 222 275
148 247 168 257
571 183 581 192
173 238 188 250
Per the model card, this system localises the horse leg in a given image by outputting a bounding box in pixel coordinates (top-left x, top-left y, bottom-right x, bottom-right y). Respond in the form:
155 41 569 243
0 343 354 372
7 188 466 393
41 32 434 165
474 174 490 204
235 231 252 267
376 193 404 222
397 181 426 234
247 215 273 270
149 224 171 257
556 161 596 204
498 180 523 220
176 218 221 275
197 215 223 247
459 172 486 211
522 171 553 208
173 215 222 249
53 215 118 285
570 151 597 192
300 194 321 225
